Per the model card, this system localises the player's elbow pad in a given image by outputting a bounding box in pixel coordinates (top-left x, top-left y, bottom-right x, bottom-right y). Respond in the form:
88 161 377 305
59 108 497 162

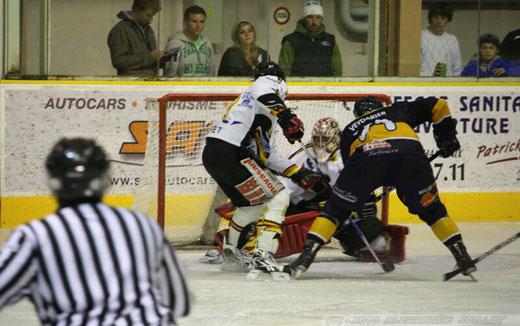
257 93 287 116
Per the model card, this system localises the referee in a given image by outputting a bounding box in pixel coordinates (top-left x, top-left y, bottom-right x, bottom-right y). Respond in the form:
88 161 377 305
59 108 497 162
0 137 191 325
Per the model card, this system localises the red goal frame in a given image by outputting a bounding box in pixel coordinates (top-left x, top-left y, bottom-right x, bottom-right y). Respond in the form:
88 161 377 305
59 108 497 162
154 93 393 228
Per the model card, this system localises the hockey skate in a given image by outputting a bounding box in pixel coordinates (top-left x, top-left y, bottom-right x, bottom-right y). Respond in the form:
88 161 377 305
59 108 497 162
448 240 477 279
221 244 252 273
247 249 290 282
283 239 321 279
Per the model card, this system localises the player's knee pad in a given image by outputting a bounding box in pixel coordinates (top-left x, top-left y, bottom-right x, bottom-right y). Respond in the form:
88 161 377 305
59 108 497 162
417 200 448 226
308 215 338 244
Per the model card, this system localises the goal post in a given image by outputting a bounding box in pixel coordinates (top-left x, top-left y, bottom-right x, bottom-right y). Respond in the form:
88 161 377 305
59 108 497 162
134 93 392 245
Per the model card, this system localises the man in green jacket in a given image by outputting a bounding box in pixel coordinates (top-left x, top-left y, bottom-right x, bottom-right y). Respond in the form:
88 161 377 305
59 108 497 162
107 0 164 77
279 1 342 77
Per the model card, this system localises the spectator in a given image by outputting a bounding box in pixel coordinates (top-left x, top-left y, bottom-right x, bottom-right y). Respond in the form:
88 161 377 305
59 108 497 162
278 0 342 77
107 0 164 77
164 5 215 77
0 138 191 324
218 21 270 77
461 33 506 77
420 2 462 77
500 28 520 76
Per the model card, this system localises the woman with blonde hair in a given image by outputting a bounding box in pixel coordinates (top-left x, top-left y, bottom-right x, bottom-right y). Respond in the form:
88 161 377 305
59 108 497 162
218 21 270 76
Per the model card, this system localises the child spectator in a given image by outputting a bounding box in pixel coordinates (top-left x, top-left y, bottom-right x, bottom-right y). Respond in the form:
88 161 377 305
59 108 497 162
218 21 270 77
461 33 506 77
420 2 462 77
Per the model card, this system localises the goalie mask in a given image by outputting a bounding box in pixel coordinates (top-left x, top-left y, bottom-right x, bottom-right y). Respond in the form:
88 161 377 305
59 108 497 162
46 137 110 200
311 117 340 163
353 96 384 118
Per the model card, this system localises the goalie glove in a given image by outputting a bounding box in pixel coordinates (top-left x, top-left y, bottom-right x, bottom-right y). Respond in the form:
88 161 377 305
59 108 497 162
433 118 460 158
277 110 304 144
290 168 331 199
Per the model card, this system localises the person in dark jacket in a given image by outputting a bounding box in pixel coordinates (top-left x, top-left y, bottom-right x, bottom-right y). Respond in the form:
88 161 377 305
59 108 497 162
500 28 520 76
107 0 164 77
278 1 342 77
460 33 506 77
218 21 270 77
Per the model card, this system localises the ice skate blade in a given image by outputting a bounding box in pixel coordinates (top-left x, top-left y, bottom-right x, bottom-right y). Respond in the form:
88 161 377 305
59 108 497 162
246 269 290 282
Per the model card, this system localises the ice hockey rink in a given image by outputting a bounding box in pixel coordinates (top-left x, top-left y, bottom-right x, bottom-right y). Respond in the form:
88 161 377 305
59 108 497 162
1 222 519 326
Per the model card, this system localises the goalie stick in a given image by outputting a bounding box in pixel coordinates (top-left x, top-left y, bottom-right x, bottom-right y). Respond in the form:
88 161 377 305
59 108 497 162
298 140 395 273
443 231 520 281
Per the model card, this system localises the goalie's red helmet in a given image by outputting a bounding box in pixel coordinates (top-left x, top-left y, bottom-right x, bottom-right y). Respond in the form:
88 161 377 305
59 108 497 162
312 117 341 163
254 61 286 81
353 96 384 118
46 137 110 200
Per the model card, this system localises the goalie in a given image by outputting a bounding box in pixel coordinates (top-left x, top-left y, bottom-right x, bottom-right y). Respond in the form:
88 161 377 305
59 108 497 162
202 61 329 279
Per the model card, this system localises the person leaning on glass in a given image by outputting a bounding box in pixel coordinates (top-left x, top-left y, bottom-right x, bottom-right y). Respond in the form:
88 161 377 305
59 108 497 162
460 33 506 77
218 21 270 77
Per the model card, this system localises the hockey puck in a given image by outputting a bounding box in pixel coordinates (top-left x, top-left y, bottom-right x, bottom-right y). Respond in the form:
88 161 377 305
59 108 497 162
382 262 395 273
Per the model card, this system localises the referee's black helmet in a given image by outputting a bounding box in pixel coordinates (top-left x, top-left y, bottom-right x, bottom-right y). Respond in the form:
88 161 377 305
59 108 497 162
46 137 110 199
254 61 286 81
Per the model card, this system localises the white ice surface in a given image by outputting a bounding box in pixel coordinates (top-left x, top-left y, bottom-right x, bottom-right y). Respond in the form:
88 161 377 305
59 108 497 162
1 222 519 326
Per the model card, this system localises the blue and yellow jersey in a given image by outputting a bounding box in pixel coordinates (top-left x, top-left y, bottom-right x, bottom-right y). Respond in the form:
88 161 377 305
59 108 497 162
341 97 453 159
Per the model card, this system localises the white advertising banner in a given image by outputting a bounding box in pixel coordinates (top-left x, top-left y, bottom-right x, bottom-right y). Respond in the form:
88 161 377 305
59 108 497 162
1 82 519 199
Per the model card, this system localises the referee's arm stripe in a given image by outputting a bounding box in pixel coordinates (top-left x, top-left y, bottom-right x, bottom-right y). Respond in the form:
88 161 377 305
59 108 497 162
163 244 191 317
0 230 37 307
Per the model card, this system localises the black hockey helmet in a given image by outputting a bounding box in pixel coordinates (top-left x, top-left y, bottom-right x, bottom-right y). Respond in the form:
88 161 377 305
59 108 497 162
353 96 384 118
254 61 286 81
46 137 110 200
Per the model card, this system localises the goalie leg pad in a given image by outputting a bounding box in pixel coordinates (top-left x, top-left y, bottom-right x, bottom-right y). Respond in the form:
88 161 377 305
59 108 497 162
275 211 319 258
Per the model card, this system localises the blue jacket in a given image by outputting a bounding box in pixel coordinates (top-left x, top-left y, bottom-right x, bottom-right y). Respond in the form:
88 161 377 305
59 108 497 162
504 59 520 76
460 56 507 77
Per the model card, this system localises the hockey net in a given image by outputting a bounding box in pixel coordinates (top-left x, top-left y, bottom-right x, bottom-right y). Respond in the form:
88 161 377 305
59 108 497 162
133 93 392 245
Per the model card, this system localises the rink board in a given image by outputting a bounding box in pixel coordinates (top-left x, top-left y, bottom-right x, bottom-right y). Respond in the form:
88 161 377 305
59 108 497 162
1 191 519 228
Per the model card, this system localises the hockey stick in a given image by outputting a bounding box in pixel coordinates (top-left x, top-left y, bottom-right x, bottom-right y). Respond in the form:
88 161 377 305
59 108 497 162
347 213 395 272
443 231 520 281
373 150 442 203
297 140 325 175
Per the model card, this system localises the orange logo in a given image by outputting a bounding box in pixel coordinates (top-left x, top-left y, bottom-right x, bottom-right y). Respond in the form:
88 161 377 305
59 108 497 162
119 120 208 155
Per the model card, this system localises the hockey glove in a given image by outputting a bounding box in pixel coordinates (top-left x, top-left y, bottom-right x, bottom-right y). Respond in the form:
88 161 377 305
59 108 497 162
278 110 304 144
290 168 331 199
433 118 460 158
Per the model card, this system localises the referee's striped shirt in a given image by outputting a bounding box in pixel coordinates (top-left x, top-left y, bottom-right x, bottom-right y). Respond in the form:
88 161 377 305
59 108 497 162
0 202 191 325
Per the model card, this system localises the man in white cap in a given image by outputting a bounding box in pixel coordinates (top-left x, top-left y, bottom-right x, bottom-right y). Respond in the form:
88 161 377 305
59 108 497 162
279 0 342 76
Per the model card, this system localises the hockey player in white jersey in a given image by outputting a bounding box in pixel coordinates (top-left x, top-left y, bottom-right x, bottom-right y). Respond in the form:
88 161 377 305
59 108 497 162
202 61 329 279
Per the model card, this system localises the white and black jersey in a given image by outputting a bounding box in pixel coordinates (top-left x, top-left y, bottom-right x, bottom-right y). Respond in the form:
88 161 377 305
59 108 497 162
207 76 294 174
0 202 190 326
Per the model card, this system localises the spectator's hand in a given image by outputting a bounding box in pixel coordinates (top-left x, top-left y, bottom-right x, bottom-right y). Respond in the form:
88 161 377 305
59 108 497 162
151 50 165 61
492 67 506 77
